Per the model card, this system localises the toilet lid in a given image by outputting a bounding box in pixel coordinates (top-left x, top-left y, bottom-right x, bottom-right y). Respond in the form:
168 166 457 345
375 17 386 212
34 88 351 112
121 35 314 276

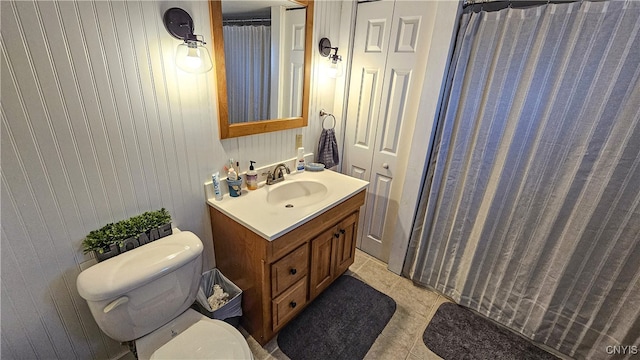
150 319 253 359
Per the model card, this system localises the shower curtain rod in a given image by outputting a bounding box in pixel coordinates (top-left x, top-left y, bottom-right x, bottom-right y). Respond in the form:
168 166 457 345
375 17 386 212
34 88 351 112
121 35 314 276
463 0 586 11
222 18 271 24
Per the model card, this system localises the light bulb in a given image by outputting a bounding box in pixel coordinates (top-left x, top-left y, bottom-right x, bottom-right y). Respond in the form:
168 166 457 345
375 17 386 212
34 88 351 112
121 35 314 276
326 58 343 78
184 47 202 69
175 42 212 73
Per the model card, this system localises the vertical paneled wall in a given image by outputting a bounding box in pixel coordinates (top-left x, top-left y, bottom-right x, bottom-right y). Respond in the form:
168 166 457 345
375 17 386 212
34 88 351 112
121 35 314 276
0 0 344 358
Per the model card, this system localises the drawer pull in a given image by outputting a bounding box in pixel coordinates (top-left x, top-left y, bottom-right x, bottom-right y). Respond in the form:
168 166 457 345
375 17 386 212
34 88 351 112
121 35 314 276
339 229 346 235
290 268 297 275
334 233 340 238
290 301 297 308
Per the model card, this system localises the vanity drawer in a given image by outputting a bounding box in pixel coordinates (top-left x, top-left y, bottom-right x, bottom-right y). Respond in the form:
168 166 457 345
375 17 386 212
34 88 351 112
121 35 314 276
272 277 307 331
271 244 308 297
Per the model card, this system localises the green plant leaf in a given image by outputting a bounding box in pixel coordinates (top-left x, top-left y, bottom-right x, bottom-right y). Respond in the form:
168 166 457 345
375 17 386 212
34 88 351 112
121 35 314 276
82 208 172 253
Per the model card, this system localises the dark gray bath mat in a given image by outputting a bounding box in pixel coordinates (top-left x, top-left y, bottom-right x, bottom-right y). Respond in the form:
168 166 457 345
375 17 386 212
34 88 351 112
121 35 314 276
423 302 558 360
278 275 396 360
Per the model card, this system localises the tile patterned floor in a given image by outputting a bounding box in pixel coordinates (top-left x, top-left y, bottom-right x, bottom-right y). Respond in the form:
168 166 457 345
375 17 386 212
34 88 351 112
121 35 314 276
243 249 449 360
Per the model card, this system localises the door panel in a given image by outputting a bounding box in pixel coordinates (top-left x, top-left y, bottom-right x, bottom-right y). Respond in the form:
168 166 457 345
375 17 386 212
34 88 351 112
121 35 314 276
282 8 305 118
345 0 395 251
334 213 358 275
365 19 387 52
354 68 380 149
380 69 411 154
396 16 421 52
350 165 367 180
345 1 435 261
309 227 335 300
366 174 392 242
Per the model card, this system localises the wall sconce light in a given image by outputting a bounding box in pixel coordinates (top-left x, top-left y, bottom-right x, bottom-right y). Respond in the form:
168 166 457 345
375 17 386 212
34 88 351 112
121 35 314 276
163 8 212 74
319 37 343 78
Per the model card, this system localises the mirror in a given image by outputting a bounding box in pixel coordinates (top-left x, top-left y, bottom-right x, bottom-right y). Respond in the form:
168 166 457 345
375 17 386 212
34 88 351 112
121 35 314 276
210 0 314 139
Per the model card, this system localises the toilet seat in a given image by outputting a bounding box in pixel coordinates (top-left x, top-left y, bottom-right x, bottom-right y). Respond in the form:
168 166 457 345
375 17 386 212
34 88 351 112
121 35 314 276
151 319 253 359
135 309 253 360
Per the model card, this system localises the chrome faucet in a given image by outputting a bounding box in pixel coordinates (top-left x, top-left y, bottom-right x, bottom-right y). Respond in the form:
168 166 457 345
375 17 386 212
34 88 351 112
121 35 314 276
264 163 290 185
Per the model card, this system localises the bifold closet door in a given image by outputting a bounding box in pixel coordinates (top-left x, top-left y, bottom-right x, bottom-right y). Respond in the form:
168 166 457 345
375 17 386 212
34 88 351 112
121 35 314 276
344 0 436 261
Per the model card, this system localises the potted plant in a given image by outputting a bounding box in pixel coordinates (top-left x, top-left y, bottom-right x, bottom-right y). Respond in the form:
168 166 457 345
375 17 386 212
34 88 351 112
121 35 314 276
82 208 173 262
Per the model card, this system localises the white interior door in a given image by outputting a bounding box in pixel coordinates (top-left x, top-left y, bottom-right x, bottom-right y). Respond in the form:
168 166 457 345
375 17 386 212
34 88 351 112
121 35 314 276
345 0 435 261
281 8 306 118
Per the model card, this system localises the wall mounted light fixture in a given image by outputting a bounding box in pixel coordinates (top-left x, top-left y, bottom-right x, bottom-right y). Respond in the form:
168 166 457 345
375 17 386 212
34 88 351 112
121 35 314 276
319 37 343 78
163 8 212 74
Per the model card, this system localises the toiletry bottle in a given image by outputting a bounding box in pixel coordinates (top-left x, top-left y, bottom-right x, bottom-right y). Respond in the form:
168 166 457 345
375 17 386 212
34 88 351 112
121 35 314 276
227 166 238 181
246 161 258 190
227 159 238 181
212 172 223 201
297 147 305 172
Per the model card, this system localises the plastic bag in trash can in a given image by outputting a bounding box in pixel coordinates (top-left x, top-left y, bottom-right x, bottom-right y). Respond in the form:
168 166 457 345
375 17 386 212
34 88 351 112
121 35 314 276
195 269 242 321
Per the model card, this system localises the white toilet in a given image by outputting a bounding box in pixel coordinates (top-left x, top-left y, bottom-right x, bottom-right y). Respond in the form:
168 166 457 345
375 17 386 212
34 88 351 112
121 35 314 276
76 231 253 359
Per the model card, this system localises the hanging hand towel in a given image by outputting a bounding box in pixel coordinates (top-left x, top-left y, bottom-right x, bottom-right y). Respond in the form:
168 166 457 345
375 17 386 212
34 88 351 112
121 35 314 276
317 128 340 168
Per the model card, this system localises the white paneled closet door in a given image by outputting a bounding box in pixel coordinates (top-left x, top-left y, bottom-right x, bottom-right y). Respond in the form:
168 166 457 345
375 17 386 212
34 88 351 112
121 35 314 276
281 8 306 118
344 0 436 261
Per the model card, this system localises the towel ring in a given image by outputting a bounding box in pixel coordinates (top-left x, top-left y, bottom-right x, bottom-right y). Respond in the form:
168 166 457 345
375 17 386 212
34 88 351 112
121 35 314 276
320 109 336 130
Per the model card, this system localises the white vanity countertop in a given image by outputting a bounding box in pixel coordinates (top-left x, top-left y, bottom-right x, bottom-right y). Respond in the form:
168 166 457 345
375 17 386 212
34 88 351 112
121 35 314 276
206 170 369 241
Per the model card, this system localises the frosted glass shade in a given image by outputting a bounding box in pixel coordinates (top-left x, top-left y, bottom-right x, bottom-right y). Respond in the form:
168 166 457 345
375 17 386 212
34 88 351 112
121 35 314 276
326 59 343 78
175 43 212 73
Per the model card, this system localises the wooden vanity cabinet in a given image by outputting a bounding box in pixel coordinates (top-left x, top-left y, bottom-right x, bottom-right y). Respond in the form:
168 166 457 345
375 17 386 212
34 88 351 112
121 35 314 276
209 190 365 345
309 212 358 299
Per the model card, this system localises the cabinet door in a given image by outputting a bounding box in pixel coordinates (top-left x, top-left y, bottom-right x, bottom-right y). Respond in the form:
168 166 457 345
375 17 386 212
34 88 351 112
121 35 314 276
309 227 336 299
334 213 359 275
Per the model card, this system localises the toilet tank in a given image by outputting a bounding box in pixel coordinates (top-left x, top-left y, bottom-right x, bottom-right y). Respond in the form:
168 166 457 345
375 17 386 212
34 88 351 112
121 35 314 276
76 231 204 342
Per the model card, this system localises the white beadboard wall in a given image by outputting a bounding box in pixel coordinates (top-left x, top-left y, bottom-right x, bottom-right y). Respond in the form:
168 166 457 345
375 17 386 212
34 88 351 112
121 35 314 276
0 0 345 358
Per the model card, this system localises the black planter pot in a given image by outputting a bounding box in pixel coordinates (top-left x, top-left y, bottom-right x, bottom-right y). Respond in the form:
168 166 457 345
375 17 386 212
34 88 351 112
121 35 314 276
118 236 140 254
94 223 173 262
138 223 173 245
95 244 120 262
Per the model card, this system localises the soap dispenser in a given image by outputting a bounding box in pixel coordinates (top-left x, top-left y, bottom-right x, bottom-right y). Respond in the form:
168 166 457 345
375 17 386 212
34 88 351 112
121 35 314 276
246 161 258 190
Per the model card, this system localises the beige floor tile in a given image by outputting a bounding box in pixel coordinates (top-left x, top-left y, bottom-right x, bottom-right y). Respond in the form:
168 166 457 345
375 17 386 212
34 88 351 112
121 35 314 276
410 326 442 360
408 295 452 360
388 277 440 318
363 332 411 360
379 306 429 349
246 336 272 360
351 258 401 293
268 348 291 360
262 335 280 354
349 249 370 272
355 248 375 261
410 335 444 360
406 352 424 360
239 326 272 360
425 295 453 323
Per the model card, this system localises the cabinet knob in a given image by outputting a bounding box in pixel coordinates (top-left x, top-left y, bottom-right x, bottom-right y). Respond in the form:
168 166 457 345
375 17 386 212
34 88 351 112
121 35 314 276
334 233 340 238
339 229 346 235
382 163 389 169
290 301 297 308
290 268 297 275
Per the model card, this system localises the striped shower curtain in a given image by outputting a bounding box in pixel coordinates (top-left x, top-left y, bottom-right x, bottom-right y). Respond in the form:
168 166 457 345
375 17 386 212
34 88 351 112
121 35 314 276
223 25 271 124
404 1 640 359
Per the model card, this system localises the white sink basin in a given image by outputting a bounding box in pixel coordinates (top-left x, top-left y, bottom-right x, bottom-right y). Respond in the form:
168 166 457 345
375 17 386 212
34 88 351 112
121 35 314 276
206 169 368 240
266 180 328 208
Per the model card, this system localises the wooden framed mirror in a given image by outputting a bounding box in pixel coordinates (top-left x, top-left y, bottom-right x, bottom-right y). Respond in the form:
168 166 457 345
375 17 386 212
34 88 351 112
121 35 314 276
209 0 314 139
